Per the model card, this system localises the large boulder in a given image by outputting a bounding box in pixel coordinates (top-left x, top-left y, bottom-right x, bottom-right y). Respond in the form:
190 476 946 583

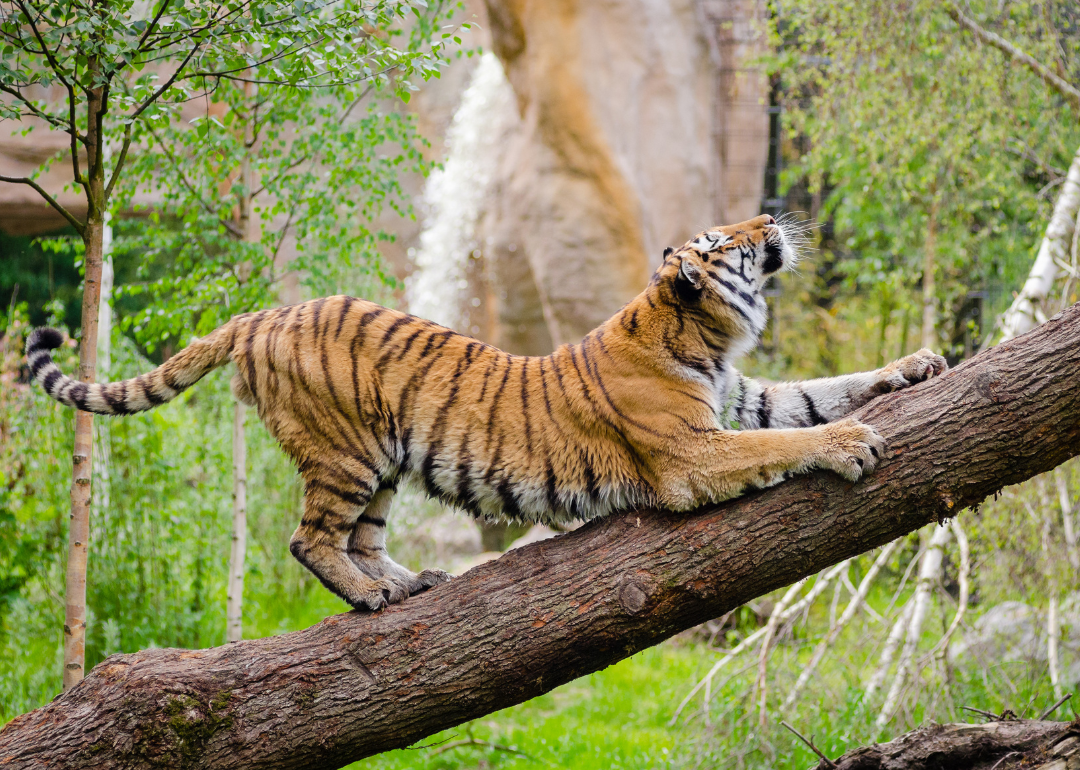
401 0 771 352
950 596 1080 686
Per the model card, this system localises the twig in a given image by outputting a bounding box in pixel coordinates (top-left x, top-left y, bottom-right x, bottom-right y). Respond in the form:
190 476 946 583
780 721 836 768
884 539 924 615
756 580 804 727
961 705 1000 720
926 517 970 661
989 751 1020 770
1038 693 1072 721
1033 479 1065 701
1054 466 1080 572
876 525 952 729
431 738 540 761
670 562 850 725
865 599 914 700
0 174 85 234
946 4 1080 114
783 541 899 710
707 609 736 646
405 734 457 750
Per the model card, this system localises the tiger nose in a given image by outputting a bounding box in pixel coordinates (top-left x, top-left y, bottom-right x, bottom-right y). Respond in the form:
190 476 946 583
763 215 776 225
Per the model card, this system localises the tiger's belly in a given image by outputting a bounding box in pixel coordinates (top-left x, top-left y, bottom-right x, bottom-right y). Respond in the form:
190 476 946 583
398 444 636 527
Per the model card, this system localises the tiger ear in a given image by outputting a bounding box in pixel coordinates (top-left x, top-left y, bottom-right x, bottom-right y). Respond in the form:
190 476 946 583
663 247 674 259
675 258 704 299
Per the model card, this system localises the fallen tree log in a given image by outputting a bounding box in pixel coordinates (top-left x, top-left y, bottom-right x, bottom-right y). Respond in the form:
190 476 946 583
812 716 1080 770
1 303 1079 770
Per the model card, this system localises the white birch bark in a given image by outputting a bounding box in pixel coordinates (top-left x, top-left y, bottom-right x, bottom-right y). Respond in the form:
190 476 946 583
1055 467 1080 572
226 75 256 643
875 524 951 728
93 218 113 518
865 600 914 701
89 138 114 548
783 541 899 710
1000 145 1080 341
935 517 969 658
226 402 248 643
670 560 850 724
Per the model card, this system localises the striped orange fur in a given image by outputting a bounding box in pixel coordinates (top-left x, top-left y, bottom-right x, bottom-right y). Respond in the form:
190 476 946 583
27 215 946 610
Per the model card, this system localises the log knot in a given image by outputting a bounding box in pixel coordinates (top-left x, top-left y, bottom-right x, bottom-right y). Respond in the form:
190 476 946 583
974 370 1009 404
618 573 657 615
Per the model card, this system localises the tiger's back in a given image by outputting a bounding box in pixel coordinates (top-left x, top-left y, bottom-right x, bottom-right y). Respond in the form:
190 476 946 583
236 296 661 527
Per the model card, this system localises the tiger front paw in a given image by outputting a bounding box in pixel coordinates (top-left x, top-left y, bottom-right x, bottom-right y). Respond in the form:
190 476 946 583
813 418 885 482
877 348 947 392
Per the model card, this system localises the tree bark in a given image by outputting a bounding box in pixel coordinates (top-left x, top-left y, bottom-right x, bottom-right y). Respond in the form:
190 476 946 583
63 75 107 692
226 402 247 643
875 524 950 729
815 716 1080 770
921 196 938 350
226 73 257 643
2 303 1079 769
1000 144 1080 342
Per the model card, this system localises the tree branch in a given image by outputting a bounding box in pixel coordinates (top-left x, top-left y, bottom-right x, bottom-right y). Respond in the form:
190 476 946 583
14 0 74 92
818 716 1080 770
1 303 1079 769
0 175 85 234
128 39 203 123
133 0 173 54
185 34 327 81
0 83 77 136
104 121 132 202
946 4 1080 115
146 126 244 239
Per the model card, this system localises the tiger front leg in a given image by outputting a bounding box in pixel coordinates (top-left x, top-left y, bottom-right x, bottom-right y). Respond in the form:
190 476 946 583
737 348 947 429
662 418 886 508
876 348 948 392
345 488 452 607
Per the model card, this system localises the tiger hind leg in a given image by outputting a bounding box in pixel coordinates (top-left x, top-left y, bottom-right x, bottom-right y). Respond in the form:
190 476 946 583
346 487 452 604
288 472 415 611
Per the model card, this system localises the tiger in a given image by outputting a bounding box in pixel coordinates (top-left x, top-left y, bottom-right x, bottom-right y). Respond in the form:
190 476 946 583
26 214 947 611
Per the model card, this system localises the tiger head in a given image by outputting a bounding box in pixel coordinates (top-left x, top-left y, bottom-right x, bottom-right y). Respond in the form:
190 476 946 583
657 214 801 342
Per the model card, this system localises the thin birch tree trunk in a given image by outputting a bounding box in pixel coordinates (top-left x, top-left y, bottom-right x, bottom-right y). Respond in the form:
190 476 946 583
1000 145 1080 341
226 403 247 643
226 75 257 643
64 75 106 691
875 524 951 729
1055 467 1079 572
922 197 939 350
93 213 113 521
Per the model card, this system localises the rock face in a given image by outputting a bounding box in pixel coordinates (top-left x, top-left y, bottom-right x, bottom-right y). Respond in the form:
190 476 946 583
949 596 1080 687
479 0 770 347
0 114 87 236
403 0 771 353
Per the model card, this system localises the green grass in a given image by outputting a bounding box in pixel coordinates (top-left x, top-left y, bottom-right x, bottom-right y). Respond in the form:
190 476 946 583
350 644 700 770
